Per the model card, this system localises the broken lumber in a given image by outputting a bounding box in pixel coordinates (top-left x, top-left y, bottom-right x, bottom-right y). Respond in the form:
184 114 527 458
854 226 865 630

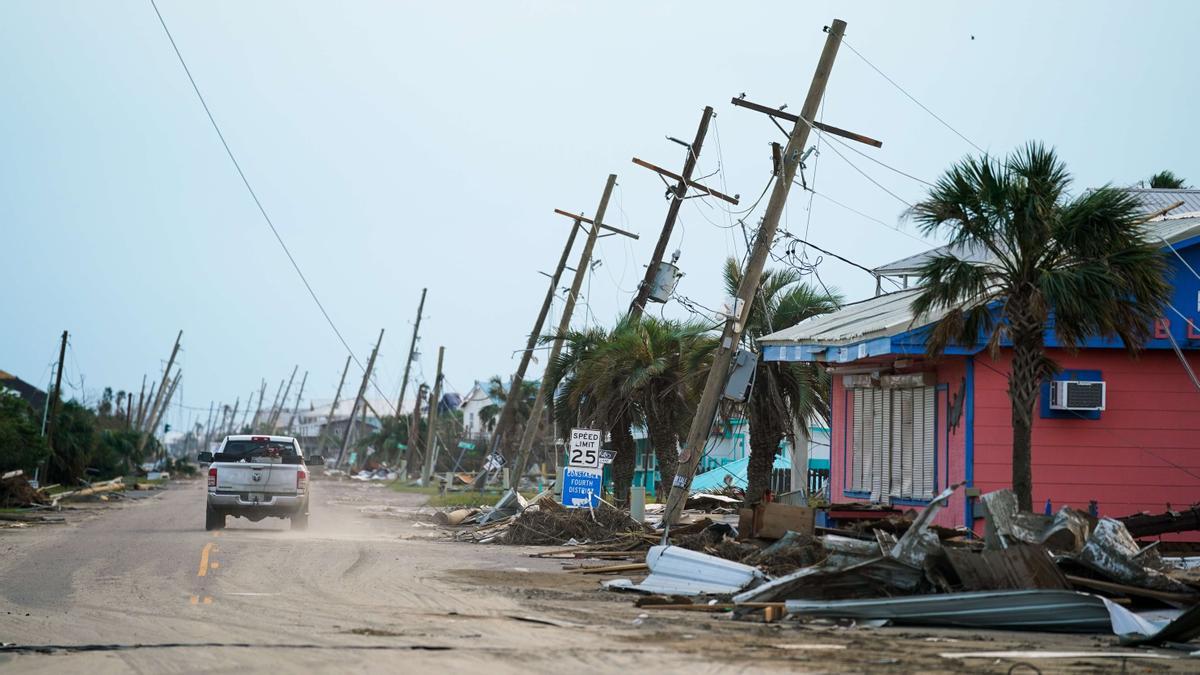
567 563 649 575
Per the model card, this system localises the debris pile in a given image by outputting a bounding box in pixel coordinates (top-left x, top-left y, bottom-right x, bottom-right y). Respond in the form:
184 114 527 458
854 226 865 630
598 485 1200 648
505 500 646 546
0 470 49 508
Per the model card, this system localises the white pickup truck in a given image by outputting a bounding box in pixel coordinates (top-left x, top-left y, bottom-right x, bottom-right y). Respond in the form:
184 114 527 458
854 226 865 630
197 435 324 531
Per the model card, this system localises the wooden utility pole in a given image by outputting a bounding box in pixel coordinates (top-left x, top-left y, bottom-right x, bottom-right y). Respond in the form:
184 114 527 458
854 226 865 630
201 401 214 449
317 355 352 455
663 19 848 524
486 218 582 465
510 175 618 482
628 106 724 318
407 383 427 476
269 366 298 431
137 331 182 453
44 331 68 459
286 370 308 435
337 329 384 467
134 375 147 432
395 288 427 417
226 397 240 436
140 331 182 438
148 371 181 459
421 347 445 485
138 382 156 432
263 379 285 433
239 389 255 432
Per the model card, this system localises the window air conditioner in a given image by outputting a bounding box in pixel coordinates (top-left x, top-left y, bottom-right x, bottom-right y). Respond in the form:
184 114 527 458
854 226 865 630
1048 380 1106 412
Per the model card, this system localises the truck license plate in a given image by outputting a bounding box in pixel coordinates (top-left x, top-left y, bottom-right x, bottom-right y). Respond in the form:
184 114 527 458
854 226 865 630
249 493 265 502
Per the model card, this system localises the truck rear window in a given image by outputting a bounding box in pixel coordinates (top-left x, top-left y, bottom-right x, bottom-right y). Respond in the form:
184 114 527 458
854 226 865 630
216 440 302 464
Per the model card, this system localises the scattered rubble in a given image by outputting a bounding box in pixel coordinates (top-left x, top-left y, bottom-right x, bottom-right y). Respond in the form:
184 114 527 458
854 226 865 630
0 470 49 508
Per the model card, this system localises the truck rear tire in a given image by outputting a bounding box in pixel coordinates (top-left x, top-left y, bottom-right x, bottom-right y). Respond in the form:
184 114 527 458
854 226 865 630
291 510 309 530
205 506 225 531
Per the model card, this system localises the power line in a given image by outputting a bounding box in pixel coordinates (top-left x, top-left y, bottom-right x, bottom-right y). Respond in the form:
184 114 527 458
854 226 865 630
798 184 932 246
814 128 935 188
148 0 398 416
817 134 915 208
840 36 984 154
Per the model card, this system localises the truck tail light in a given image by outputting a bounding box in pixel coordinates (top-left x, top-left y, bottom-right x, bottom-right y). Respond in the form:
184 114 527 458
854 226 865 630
297 468 307 490
208 467 217 488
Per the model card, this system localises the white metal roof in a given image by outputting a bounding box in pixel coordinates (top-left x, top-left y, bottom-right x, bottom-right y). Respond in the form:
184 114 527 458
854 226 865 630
764 215 1200 347
760 288 933 346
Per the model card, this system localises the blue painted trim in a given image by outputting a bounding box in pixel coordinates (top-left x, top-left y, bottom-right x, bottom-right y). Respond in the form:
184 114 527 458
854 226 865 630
1039 369 1102 420
844 490 871 500
964 357 976 526
892 497 932 507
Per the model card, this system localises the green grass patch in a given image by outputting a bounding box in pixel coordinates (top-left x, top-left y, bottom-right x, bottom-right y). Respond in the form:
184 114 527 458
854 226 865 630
389 484 441 496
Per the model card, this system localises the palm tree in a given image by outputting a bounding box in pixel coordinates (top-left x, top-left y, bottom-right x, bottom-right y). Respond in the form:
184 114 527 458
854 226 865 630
543 322 642 504
1146 171 1188 189
911 143 1172 510
724 258 841 503
589 318 716 499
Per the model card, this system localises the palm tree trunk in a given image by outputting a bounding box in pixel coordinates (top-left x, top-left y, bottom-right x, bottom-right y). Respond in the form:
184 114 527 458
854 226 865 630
645 409 677 500
1008 336 1042 512
746 398 783 504
610 414 636 506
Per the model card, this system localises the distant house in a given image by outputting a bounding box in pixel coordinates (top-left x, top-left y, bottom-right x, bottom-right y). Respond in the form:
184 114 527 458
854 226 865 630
460 381 500 437
758 188 1200 532
0 370 48 414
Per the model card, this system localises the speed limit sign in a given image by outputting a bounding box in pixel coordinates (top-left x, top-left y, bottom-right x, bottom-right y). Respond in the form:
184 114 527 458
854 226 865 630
568 428 602 469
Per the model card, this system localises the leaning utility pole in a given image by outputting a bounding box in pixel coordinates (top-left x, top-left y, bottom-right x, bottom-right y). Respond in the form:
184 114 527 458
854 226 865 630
133 375 147 432
262 379 285 433
202 401 215 449
286 370 308 434
238 389 255 432
406 383 427 475
138 382 156 432
226 397 240 436
486 219 582 464
395 288 427 417
337 329 385 467
510 175 619 482
149 371 181 457
628 106 733 318
663 19 848 524
138 330 182 452
269 366 299 431
421 347 445 485
317 355 352 455
44 331 68 458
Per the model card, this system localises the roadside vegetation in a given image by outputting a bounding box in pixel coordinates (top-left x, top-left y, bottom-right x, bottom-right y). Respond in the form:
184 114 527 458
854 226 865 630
0 386 159 485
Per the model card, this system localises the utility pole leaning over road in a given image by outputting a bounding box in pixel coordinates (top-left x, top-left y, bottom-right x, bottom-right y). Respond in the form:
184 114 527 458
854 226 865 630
510 175 620 483
149 371 181 461
263 379 285 433
238 390 255 433
226 397 240 437
407 383 427 476
395 288 426 418
485 219 582 468
421 347 445 485
138 330 182 453
133 375 147 432
318 356 352 456
337 330 384 467
663 19 849 525
44 331 68 462
627 106 738 319
269 366 299 432
286 370 308 435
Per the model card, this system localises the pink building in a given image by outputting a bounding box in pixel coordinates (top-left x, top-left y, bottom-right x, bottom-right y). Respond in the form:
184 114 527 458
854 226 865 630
760 191 1200 535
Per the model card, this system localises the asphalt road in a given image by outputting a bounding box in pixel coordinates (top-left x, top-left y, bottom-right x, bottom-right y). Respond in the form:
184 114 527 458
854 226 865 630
2 480 1195 674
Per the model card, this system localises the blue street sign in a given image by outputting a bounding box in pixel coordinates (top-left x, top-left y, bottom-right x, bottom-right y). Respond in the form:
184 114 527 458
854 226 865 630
561 466 603 508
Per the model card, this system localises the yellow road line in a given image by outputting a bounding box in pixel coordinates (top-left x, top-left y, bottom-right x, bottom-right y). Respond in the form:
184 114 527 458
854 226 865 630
198 542 214 577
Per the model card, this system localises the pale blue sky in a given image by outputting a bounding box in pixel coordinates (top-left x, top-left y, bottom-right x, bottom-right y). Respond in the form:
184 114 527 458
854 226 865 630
3 1 1196 432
